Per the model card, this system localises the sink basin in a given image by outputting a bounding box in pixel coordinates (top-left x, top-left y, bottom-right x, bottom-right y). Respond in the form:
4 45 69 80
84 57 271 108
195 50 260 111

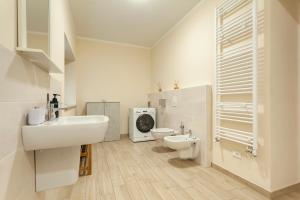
22 115 109 151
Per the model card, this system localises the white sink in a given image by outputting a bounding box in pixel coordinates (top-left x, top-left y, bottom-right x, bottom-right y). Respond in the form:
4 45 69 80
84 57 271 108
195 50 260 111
22 115 109 151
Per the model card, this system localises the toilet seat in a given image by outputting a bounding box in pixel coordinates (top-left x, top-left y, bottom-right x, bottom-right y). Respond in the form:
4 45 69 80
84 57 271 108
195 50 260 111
150 128 176 139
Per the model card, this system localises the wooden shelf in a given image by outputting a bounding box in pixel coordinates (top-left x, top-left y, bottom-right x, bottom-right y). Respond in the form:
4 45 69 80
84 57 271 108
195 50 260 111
79 144 92 176
16 47 62 73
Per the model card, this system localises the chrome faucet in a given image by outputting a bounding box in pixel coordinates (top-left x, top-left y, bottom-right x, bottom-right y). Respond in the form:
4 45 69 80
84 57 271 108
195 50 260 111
187 129 192 137
180 121 193 136
180 121 185 135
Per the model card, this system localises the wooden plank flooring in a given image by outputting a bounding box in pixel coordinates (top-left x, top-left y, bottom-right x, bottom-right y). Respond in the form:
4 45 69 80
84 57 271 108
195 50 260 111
42 138 300 200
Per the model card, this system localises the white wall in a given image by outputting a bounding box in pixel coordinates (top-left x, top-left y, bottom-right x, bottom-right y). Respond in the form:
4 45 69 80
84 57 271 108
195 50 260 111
76 38 152 134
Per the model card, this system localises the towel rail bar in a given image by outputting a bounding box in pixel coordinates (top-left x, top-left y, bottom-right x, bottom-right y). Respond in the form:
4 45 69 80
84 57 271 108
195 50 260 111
215 0 257 156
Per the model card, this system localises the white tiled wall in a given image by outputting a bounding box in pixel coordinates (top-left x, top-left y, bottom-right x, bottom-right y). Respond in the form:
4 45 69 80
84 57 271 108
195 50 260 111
0 0 75 198
148 85 212 167
0 45 49 200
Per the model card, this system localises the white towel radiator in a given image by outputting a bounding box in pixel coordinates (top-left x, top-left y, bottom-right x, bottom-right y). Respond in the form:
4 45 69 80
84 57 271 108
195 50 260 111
215 0 258 156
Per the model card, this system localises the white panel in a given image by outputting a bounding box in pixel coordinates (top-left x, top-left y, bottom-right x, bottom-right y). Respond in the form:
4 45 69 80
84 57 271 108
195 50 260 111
35 146 81 191
86 102 120 142
86 102 105 115
104 103 120 141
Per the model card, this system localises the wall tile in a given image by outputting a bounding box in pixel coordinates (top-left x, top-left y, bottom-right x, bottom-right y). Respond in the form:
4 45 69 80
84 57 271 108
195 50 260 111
0 148 39 200
0 102 46 160
148 85 212 166
0 45 49 103
0 43 50 199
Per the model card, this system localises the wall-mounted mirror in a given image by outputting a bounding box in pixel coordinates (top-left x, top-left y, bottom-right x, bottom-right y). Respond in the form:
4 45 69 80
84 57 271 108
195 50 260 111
64 34 77 108
17 0 61 73
18 0 50 55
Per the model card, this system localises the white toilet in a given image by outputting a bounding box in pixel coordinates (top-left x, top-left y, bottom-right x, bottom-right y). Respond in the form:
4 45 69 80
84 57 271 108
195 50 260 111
164 134 200 159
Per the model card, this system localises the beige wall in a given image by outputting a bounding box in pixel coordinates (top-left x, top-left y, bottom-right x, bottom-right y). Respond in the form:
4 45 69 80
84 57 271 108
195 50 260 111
152 0 272 191
50 0 76 70
0 0 76 199
269 0 300 191
1 0 299 197
151 0 217 92
289 0 300 186
0 48 49 200
65 63 76 106
0 0 49 199
50 0 76 108
75 38 152 134
298 12 300 184
152 0 300 192
27 33 49 55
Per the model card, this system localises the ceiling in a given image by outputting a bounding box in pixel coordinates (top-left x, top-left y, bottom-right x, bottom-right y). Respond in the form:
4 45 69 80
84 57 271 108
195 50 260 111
69 0 202 47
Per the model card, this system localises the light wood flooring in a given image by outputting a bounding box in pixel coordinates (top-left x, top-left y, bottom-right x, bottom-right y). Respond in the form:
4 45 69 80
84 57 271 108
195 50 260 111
42 137 300 200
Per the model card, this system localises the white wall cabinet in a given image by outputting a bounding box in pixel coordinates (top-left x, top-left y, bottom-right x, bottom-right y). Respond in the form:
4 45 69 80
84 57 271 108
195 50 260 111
87 102 120 141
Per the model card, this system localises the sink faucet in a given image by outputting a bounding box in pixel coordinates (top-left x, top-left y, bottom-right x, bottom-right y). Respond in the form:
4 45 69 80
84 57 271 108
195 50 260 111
187 129 192 137
180 121 185 135
179 121 193 136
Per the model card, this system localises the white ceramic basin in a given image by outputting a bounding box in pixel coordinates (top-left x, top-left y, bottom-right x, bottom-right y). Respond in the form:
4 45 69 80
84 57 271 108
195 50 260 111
151 128 177 139
22 115 109 151
164 134 200 150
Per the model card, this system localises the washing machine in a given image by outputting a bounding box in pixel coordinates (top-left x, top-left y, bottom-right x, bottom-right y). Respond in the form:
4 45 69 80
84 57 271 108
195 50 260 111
129 108 156 142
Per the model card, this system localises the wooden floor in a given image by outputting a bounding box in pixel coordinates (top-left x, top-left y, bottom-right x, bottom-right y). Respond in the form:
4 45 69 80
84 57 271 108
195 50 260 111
42 138 300 200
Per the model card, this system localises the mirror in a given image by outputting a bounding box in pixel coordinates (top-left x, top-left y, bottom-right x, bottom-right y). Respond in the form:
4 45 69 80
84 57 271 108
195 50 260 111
18 0 50 55
64 35 77 107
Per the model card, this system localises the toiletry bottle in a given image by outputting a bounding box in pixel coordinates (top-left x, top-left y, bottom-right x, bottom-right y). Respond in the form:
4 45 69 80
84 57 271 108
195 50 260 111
50 94 60 118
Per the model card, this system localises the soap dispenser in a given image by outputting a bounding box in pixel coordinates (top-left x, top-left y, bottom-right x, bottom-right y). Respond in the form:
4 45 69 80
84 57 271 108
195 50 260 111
50 94 60 118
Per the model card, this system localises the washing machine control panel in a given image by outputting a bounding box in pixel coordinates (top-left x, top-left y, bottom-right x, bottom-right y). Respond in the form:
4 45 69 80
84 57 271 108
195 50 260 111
134 108 155 114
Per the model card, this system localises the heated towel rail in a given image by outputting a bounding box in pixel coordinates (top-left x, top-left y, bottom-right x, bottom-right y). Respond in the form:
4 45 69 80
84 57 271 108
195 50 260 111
215 0 258 156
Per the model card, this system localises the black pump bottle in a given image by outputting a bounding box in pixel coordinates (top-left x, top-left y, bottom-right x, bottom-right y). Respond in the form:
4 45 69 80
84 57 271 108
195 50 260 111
50 94 60 118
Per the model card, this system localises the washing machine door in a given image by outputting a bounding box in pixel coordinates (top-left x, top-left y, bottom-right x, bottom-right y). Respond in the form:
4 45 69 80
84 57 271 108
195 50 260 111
136 114 155 133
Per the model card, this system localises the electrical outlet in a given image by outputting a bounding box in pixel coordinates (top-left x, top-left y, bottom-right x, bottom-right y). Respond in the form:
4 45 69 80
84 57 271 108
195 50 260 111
232 151 242 159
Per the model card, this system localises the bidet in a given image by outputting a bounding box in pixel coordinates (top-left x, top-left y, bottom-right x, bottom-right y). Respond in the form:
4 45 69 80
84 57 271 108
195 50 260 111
164 134 200 159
